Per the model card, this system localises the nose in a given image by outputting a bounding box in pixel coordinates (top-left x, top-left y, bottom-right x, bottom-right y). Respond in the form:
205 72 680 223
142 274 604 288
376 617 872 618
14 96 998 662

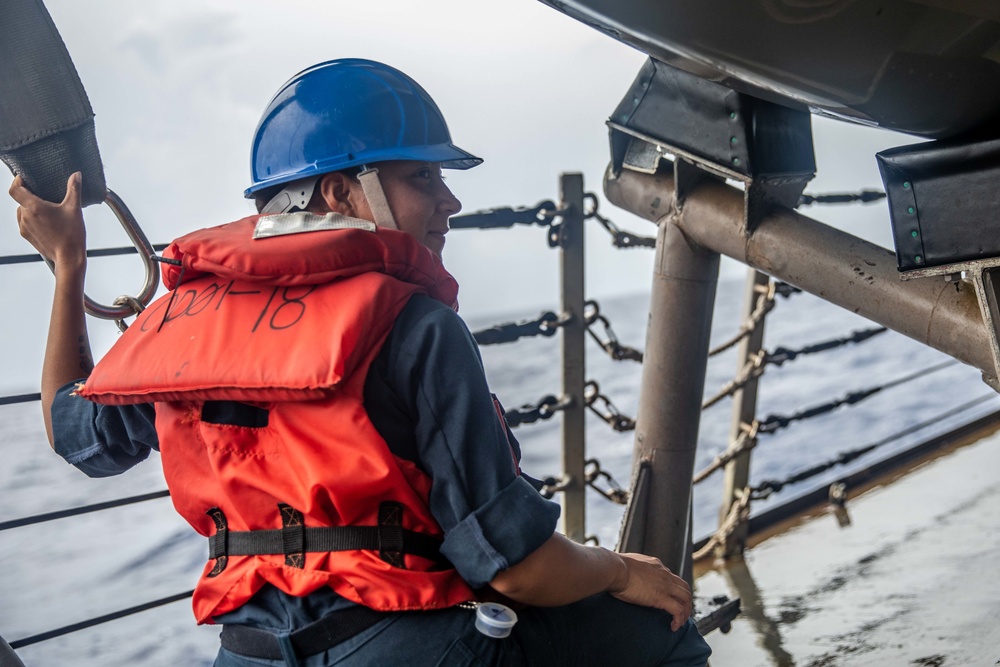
438 181 462 216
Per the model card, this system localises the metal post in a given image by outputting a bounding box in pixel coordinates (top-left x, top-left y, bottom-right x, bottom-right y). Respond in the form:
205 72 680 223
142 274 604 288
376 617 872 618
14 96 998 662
618 210 720 572
718 268 770 556
559 173 587 542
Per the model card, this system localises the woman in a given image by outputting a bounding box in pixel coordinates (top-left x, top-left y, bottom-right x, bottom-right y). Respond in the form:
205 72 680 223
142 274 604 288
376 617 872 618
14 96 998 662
10 59 710 666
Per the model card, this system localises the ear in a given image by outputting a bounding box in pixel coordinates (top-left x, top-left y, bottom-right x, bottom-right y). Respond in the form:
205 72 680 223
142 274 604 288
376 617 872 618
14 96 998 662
314 172 359 216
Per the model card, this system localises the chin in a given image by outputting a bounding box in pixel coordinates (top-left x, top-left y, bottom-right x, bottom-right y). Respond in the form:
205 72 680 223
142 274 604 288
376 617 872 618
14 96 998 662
425 235 446 258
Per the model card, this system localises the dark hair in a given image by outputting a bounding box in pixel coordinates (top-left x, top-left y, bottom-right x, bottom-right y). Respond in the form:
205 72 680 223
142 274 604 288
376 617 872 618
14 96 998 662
253 167 364 214
253 183 285 213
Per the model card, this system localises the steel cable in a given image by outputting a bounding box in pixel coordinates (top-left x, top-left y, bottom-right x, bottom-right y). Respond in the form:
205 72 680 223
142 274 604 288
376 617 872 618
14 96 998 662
9 590 194 649
0 243 169 266
752 393 997 499
0 490 171 531
0 392 41 406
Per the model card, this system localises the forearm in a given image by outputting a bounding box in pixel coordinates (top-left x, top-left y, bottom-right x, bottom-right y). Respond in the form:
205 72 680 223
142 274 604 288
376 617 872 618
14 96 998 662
489 531 693 630
489 532 625 607
10 172 91 447
40 257 92 446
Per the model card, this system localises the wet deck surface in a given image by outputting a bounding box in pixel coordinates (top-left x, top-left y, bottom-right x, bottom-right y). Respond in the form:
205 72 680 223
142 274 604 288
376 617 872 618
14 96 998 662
695 426 1000 666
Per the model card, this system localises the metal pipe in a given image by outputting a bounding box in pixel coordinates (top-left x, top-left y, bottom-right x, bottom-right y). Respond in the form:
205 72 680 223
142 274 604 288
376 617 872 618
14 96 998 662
604 166 994 376
618 209 720 572
559 173 587 542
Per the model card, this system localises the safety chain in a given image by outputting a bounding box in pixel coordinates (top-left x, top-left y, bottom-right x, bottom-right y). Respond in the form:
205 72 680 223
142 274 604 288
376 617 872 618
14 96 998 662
693 487 752 561
539 475 572 499
584 380 636 432
585 458 630 505
584 193 656 249
692 422 760 485
757 360 957 435
472 311 567 346
702 351 768 410
798 190 886 207
765 327 887 367
584 300 644 362
503 395 572 428
708 281 778 358
449 199 560 230
536 459 628 506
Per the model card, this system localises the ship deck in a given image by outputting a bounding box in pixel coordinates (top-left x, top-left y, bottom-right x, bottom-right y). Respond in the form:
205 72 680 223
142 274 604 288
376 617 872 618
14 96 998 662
695 419 1000 665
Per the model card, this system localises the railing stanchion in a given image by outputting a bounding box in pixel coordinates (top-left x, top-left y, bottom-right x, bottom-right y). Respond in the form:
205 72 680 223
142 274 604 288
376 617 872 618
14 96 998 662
718 269 771 557
617 202 720 572
558 173 587 542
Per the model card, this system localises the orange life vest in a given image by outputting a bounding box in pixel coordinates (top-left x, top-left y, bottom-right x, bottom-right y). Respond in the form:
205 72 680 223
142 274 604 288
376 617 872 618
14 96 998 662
80 214 476 623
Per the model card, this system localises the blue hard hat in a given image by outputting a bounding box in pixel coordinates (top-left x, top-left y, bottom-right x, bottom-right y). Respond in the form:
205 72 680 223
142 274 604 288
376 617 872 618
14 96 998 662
245 58 481 197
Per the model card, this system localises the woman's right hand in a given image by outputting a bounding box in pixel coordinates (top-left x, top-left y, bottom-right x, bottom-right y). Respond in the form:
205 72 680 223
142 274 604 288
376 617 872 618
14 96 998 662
608 552 693 631
9 172 87 271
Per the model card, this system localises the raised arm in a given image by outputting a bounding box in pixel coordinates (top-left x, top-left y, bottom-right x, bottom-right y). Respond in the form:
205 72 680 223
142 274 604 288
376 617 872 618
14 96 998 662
489 532 693 631
9 173 92 446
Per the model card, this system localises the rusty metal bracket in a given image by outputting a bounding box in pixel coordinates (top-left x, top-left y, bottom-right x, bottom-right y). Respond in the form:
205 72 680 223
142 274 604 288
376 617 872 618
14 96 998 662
607 58 815 231
901 257 1000 389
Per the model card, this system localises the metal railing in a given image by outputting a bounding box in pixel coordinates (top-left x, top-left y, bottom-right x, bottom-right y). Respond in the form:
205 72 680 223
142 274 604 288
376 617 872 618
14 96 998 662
3 176 992 655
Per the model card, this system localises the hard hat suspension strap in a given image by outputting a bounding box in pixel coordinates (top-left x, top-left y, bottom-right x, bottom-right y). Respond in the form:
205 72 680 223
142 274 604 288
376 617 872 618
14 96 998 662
358 166 399 230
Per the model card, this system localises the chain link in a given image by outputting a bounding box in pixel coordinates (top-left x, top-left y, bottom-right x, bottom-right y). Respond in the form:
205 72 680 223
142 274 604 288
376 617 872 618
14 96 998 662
503 395 571 428
584 193 656 249
584 380 636 432
539 474 572 499
584 458 630 505
584 301 644 362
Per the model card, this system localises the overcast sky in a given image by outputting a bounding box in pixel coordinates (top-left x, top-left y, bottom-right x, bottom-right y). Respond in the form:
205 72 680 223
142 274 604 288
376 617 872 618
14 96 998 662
0 0 917 393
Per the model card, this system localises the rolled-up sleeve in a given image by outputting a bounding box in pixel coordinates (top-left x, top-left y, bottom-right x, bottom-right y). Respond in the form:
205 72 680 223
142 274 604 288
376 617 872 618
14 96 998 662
51 380 158 478
375 296 561 589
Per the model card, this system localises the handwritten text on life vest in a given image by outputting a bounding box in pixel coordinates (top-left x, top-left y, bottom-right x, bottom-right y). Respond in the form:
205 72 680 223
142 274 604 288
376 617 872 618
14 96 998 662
140 280 318 333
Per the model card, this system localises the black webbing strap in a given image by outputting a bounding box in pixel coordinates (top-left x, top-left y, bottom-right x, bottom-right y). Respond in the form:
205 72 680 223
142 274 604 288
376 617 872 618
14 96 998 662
207 502 448 571
0 0 107 205
220 605 392 661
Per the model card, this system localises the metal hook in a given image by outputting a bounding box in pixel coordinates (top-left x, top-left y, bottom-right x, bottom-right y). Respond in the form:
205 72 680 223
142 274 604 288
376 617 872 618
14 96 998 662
44 189 160 321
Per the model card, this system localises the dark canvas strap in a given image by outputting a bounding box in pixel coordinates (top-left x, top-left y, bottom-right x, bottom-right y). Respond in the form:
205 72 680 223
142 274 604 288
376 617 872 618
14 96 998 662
206 502 449 576
0 0 106 205
220 605 392 661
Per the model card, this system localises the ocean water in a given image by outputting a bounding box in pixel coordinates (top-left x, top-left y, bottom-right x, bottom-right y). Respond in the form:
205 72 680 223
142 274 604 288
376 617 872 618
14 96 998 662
1 277 994 666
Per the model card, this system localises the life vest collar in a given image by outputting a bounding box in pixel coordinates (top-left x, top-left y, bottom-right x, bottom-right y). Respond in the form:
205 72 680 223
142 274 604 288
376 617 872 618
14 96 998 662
160 212 459 309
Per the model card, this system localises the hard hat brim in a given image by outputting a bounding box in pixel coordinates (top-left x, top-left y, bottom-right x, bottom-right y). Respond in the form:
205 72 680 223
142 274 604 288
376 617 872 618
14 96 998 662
244 142 482 198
